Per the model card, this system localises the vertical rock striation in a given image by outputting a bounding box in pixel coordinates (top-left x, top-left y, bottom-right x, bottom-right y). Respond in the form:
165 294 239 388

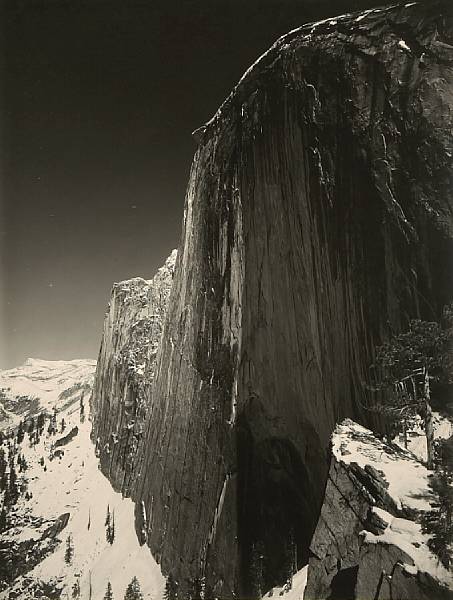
90 251 177 495
136 2 453 596
91 1 453 597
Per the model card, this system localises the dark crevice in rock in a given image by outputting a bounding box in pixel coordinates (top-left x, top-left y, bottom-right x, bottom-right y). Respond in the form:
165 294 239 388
327 565 359 600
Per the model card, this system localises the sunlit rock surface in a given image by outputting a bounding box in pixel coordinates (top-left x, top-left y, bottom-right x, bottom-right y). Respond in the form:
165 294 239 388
305 419 453 600
90 251 177 494
94 1 453 596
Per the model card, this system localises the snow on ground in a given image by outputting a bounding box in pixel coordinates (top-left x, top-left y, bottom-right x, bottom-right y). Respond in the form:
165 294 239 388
394 412 453 463
333 419 453 589
0 360 164 600
333 420 434 513
265 566 308 599
363 507 453 587
0 359 96 430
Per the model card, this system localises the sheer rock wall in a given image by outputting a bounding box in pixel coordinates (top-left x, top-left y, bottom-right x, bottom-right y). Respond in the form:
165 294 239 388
90 251 177 494
94 1 453 596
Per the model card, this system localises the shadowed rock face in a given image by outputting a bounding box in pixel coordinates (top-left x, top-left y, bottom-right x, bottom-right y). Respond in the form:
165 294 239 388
90 251 177 494
101 1 452 597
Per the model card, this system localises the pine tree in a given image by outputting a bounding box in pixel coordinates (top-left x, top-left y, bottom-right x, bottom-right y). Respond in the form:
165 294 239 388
65 535 74 564
0 448 6 482
0 507 7 532
80 394 85 423
110 510 115 543
72 578 81 598
0 470 6 492
187 576 204 600
16 421 24 444
28 417 35 434
369 316 453 468
282 530 297 592
249 541 265 599
104 581 114 600
37 412 45 433
163 574 178 600
5 462 18 505
106 510 115 545
48 408 58 436
123 576 143 600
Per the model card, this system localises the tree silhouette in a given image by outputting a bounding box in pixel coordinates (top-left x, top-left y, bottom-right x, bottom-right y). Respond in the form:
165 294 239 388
187 576 204 600
0 507 7 532
107 510 115 545
249 541 265 599
72 578 81 598
104 581 114 600
80 394 85 423
370 316 452 468
124 576 143 600
65 535 74 564
16 421 24 444
163 573 178 600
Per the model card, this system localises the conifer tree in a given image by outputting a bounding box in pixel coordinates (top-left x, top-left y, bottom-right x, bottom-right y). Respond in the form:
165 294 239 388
5 462 18 504
37 412 45 433
282 530 297 592
65 535 74 564
0 506 7 532
16 421 24 444
48 408 58 436
80 394 85 423
72 578 81 598
104 581 114 600
188 576 204 600
249 541 265 599
163 574 178 600
28 417 35 434
106 509 115 544
123 576 143 600
0 448 6 481
370 316 453 468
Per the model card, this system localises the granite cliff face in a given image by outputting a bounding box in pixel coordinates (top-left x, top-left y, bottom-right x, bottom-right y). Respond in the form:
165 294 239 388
304 420 453 600
93 1 453 597
90 251 176 494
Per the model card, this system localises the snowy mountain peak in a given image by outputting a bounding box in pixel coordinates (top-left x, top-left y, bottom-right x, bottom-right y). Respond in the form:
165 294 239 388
0 359 97 432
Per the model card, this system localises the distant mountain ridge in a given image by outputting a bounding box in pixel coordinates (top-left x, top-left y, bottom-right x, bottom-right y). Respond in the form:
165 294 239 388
0 358 96 431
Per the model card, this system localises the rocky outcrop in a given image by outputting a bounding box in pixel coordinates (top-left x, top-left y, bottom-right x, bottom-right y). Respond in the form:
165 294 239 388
90 251 176 494
53 427 78 449
305 419 453 600
88 1 453 596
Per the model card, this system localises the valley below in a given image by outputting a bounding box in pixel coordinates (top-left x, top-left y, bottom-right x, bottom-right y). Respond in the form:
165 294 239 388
2 0 453 599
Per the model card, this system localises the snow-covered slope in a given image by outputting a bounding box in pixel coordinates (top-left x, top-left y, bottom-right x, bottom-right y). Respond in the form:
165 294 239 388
0 359 96 431
305 419 453 600
0 360 165 599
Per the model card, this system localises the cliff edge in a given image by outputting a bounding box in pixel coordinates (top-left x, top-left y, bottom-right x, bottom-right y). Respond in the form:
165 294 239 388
91 251 177 495
92 1 453 596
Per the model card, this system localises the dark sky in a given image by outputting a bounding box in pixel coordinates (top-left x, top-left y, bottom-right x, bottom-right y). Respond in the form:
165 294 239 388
1 0 391 369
